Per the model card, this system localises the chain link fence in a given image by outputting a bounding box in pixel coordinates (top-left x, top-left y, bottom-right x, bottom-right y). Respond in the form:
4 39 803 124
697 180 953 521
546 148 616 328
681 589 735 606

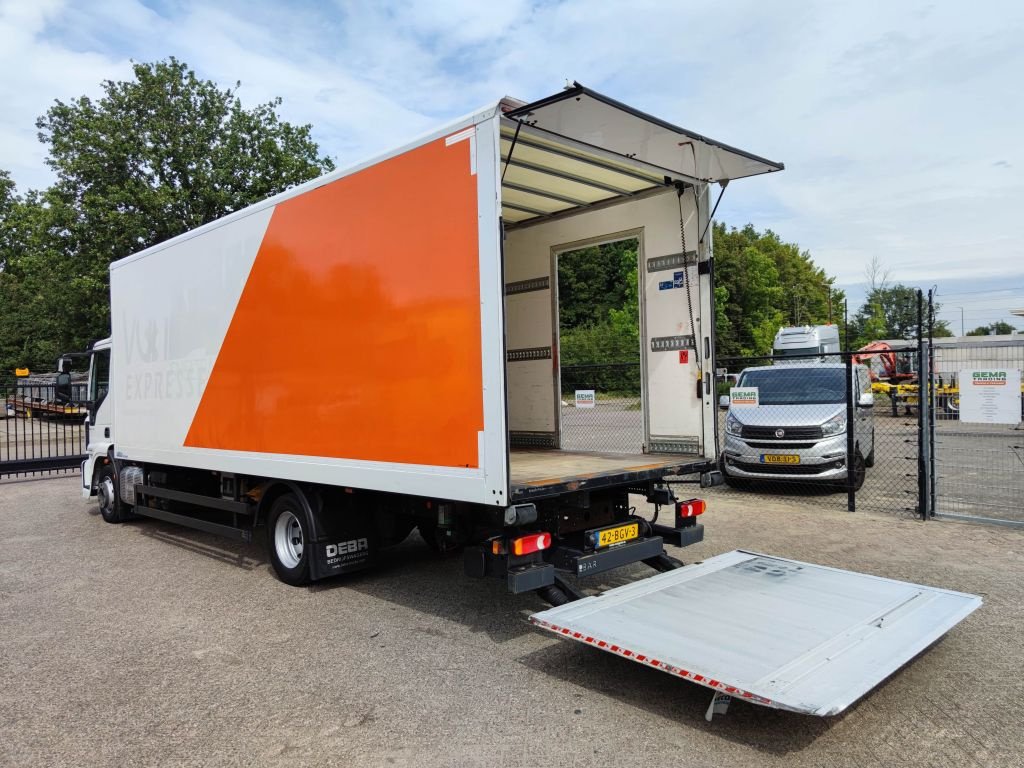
928 339 1024 526
559 362 643 454
711 351 924 518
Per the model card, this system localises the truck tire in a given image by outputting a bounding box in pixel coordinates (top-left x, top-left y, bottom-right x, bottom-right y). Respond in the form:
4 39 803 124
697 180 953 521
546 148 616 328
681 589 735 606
267 493 312 586
96 463 130 524
942 394 960 419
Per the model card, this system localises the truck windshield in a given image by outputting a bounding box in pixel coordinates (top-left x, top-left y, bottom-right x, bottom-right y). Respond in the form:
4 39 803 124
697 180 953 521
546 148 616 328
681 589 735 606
738 368 845 405
775 346 819 358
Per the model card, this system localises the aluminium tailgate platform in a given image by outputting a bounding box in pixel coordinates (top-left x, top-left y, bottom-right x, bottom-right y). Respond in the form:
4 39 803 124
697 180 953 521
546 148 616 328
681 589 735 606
530 550 981 717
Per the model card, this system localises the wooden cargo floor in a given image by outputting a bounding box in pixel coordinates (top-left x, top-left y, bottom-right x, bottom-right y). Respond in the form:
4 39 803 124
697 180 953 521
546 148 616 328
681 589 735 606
509 449 702 494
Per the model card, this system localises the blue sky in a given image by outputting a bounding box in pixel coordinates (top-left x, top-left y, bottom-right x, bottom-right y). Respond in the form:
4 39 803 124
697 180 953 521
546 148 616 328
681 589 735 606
2 0 1023 332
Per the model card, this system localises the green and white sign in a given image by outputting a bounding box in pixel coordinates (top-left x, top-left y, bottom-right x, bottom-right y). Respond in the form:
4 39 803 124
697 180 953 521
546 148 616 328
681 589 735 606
730 387 759 407
960 368 1021 425
575 389 596 409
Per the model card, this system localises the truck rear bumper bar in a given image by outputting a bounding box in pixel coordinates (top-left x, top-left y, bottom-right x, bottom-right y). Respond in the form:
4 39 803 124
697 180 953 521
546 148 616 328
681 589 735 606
548 536 665 577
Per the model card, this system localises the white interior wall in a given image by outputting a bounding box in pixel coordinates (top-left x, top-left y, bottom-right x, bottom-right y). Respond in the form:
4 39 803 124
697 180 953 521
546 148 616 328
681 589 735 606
503 189 706 452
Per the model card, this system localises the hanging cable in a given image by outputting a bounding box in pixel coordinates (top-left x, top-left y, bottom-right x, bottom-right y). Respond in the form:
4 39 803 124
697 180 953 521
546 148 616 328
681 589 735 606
678 188 701 382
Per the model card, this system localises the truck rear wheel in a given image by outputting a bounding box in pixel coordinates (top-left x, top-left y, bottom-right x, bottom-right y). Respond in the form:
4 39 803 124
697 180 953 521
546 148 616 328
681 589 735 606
96 463 130 524
267 493 312 586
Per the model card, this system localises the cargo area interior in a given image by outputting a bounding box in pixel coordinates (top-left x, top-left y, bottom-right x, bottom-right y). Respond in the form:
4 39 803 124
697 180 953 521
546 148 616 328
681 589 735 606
497 114 703 497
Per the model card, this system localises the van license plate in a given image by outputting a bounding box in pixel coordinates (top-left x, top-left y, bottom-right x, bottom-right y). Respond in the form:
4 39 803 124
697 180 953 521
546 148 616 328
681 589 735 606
761 454 800 464
597 523 639 548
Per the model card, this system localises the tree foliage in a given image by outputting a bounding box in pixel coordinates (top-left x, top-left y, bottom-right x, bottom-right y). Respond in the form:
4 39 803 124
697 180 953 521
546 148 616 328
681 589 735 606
713 223 841 357
0 58 334 374
558 239 640 364
848 284 952 345
966 321 1017 336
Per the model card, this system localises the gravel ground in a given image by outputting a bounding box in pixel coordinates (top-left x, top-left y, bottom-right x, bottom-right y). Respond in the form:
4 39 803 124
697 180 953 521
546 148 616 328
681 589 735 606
1 475 1022 767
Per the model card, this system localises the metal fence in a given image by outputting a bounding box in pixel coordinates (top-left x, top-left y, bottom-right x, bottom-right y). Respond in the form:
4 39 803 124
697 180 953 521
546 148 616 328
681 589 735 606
1 381 88 478
559 362 643 454
928 340 1024 526
712 350 925 518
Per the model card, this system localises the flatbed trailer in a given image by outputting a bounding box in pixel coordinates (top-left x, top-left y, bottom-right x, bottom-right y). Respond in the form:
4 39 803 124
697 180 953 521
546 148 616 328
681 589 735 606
873 380 1024 418
78 83 980 717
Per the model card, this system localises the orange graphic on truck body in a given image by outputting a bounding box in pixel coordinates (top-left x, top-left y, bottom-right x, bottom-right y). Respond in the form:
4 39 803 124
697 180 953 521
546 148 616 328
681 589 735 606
185 135 484 467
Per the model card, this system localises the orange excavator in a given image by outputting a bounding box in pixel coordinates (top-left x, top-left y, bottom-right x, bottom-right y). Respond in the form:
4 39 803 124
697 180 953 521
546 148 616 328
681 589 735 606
852 341 916 383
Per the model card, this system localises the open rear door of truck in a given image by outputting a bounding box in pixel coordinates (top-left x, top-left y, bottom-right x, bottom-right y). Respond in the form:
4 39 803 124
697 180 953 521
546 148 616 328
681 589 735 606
531 550 981 717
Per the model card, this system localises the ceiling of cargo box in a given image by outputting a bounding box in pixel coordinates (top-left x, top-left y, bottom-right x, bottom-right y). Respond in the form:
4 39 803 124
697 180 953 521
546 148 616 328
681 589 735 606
499 83 784 228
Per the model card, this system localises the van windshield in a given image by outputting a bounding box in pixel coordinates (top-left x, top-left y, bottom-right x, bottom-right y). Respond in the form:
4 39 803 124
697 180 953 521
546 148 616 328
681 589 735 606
738 367 845 405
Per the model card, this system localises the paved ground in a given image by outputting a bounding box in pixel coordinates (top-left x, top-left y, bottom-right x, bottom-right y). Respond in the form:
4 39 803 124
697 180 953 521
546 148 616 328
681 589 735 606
1 475 1022 767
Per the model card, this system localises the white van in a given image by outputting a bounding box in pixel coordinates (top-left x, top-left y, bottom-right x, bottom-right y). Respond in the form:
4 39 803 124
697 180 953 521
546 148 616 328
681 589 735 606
719 363 874 489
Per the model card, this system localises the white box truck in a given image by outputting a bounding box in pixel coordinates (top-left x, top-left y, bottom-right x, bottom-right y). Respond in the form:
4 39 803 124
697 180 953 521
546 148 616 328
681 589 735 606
79 84 979 717
773 324 841 360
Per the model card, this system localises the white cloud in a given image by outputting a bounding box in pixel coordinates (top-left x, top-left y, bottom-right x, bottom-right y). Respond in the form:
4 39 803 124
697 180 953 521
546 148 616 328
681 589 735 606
1 0 1022 323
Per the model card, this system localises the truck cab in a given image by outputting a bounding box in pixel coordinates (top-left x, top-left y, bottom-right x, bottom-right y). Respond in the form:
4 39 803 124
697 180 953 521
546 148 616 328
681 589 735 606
773 325 840 361
80 337 113 499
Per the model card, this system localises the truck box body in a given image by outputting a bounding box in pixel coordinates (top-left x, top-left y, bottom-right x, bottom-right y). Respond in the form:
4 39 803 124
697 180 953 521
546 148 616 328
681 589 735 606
108 87 783 507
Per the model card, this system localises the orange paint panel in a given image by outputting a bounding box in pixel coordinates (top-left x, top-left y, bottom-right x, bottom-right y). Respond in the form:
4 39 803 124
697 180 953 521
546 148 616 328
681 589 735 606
185 135 484 467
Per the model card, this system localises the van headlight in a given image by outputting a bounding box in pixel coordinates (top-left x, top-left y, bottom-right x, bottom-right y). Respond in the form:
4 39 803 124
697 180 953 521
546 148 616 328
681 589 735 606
726 414 744 436
820 413 846 436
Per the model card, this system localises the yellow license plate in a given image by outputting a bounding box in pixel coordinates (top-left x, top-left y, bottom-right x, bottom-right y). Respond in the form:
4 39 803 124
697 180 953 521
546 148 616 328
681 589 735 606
761 454 800 464
597 523 639 548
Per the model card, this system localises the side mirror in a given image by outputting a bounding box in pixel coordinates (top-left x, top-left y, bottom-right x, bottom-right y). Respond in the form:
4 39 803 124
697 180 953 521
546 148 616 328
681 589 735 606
718 395 731 409
54 372 73 405
857 392 874 408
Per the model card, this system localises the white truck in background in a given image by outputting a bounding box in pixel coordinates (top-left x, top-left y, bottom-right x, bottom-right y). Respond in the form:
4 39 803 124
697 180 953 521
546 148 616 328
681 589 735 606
773 324 841 360
78 83 979 719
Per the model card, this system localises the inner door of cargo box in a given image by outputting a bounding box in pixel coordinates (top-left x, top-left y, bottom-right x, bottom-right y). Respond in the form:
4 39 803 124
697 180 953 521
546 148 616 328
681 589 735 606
639 189 711 456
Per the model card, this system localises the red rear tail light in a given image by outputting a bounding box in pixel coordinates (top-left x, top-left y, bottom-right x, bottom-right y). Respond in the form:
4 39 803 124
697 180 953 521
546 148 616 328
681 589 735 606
676 499 706 520
512 532 552 556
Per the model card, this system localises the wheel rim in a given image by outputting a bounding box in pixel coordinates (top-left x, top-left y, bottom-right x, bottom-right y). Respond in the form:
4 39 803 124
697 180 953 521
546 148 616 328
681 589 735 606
274 510 304 569
98 475 115 515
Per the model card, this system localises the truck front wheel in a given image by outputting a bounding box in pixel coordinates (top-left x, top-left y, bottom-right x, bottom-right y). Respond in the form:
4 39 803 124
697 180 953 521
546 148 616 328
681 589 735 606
267 493 312 586
96 463 129 524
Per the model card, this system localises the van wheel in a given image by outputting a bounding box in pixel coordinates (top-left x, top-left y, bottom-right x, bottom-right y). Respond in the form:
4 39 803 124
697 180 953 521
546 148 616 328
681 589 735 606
96 463 129 524
267 493 312 586
865 433 876 467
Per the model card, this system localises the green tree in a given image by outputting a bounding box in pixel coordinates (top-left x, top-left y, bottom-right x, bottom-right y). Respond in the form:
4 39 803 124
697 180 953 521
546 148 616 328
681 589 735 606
0 58 334 374
0 190 84 371
712 223 841 357
966 321 1016 336
557 239 641 394
851 284 952 345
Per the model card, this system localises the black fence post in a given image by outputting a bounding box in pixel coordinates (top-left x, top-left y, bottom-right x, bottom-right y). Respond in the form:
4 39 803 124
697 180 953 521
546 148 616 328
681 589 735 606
916 290 931 520
845 352 856 512
928 289 937 517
